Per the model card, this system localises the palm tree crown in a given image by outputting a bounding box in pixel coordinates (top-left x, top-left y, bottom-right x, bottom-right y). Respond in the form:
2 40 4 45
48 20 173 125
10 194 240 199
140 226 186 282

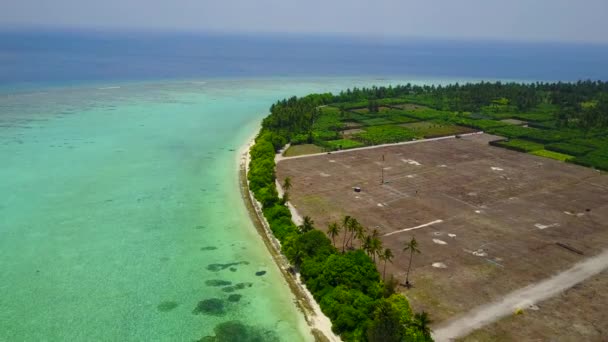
327 222 340 247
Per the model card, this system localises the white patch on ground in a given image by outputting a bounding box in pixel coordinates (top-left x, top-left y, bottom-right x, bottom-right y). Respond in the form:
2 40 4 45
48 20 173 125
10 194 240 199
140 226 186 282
355 196 360 199
319 172 331 177
433 239 447 245
433 232 442 236
509 197 517 200
535 223 559 230
438 164 447 168
377 203 384 207
384 219 443 237
448 234 457 238
491 166 504 171
465 249 488 257
384 166 392 170
467 192 477 196
432 262 447 268
475 210 482 214
406 174 415 178
564 211 585 217
328 159 336 163
433 249 608 341
402 159 422 166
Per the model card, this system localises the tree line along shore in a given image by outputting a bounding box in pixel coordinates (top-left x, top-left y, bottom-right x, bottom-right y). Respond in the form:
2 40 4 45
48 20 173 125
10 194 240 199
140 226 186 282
247 81 608 342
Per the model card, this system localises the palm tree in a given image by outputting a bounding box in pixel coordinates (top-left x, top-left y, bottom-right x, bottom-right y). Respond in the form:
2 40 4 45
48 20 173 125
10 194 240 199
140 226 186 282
346 218 360 249
380 248 394 281
354 224 367 249
413 311 432 339
370 236 383 263
282 176 292 192
362 235 373 257
327 222 341 247
341 215 352 253
281 191 290 204
300 216 314 233
403 237 421 288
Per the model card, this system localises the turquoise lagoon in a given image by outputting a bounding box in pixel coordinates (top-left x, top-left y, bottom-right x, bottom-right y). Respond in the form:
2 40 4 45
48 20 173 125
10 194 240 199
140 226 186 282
0 78 432 341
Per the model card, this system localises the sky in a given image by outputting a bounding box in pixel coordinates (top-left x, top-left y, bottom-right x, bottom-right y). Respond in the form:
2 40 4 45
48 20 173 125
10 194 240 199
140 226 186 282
1 0 607 44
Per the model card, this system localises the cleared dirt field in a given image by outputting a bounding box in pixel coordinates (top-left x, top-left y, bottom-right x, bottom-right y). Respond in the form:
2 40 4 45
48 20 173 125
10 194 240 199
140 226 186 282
277 134 608 340
460 270 608 341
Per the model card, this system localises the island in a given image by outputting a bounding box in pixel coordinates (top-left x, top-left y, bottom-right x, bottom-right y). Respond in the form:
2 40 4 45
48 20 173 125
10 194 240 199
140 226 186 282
243 81 608 342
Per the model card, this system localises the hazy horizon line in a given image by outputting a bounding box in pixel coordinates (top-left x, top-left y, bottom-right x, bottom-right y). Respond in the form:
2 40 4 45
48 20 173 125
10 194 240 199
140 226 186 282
2 24 608 48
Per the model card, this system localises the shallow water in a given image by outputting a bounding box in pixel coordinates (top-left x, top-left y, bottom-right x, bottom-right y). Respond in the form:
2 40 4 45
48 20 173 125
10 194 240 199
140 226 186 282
0 77 427 341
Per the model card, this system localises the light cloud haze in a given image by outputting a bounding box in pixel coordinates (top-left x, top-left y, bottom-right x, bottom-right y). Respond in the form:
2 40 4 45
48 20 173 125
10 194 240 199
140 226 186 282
1 0 607 43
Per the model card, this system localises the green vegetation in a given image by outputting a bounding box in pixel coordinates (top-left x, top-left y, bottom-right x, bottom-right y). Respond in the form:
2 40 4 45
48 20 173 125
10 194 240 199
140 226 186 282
402 122 474 138
493 139 544 152
530 149 574 162
264 81 608 169
545 142 593 156
321 138 365 150
248 105 433 341
355 125 417 145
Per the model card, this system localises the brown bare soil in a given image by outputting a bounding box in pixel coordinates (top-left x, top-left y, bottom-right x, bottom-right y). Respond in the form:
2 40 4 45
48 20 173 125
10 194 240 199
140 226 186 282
460 271 608 341
277 133 608 339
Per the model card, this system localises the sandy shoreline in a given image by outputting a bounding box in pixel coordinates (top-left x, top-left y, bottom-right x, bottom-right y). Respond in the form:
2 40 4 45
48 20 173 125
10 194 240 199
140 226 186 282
237 129 340 342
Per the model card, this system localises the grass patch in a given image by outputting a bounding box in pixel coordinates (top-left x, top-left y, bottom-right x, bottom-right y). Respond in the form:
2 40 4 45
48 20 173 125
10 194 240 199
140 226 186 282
545 142 593 156
283 144 325 157
322 139 365 150
530 149 574 162
571 150 608 171
494 139 544 152
360 117 395 126
354 125 417 145
401 122 476 138
488 125 537 138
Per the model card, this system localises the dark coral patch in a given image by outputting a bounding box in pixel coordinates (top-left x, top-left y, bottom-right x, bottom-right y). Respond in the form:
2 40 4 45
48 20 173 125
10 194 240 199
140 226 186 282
157 301 179 312
205 279 232 287
193 298 225 316
199 320 280 342
201 246 218 251
227 294 242 302
221 282 253 293
255 271 266 276
207 261 249 272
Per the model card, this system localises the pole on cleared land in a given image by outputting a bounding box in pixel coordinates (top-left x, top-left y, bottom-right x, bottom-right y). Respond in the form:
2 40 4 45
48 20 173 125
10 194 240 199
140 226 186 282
381 154 385 184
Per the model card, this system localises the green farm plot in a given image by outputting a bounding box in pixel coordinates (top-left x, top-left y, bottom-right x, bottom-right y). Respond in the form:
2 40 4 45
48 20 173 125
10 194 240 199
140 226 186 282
511 112 555 122
322 139 365 150
452 118 508 130
401 107 448 120
520 129 583 143
569 137 608 149
359 117 396 126
386 115 421 124
354 125 417 145
493 139 544 152
530 149 574 162
283 144 325 157
400 121 476 138
488 125 536 138
572 150 608 171
545 142 594 156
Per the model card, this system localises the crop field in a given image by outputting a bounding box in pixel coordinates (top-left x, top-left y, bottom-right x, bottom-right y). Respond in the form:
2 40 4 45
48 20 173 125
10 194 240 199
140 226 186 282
277 134 608 340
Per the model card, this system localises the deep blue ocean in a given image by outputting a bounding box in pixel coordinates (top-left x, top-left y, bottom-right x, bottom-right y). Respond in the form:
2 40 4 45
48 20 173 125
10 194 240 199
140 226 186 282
1 30 608 88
